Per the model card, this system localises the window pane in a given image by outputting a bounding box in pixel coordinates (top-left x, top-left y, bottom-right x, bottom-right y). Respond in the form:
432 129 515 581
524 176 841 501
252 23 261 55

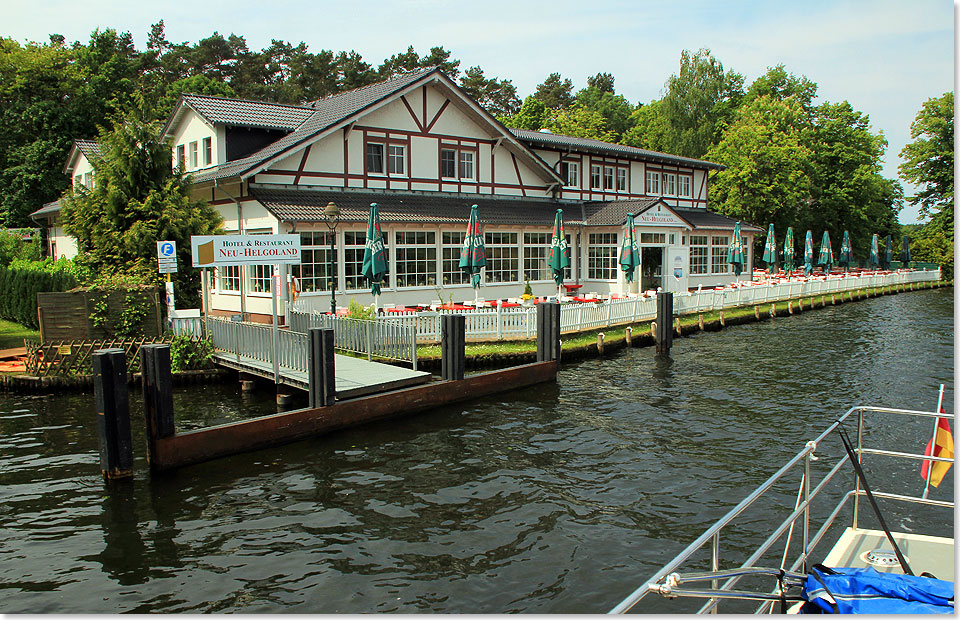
523 232 551 281
591 165 601 188
388 145 404 175
441 149 456 178
366 143 384 173
459 151 474 179
588 233 618 280
604 166 614 190
484 232 519 283
441 231 467 285
617 168 626 191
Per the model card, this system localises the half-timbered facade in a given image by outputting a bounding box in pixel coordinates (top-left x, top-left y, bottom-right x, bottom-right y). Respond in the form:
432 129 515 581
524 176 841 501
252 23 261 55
38 67 758 322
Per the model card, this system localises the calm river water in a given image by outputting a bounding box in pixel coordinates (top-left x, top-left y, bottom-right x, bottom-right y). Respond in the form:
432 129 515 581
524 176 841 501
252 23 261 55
0 288 953 613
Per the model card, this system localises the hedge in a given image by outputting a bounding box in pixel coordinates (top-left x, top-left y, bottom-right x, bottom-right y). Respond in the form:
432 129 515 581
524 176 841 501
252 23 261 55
0 264 79 329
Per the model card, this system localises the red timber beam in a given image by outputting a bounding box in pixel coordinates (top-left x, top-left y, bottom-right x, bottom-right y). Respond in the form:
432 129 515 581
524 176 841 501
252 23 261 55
150 361 558 471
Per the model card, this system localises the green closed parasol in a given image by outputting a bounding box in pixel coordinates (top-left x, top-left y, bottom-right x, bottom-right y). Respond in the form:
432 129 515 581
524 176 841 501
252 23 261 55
838 230 853 271
728 221 745 277
884 235 893 269
818 231 834 274
361 203 388 307
619 213 640 286
783 227 796 274
762 223 777 273
803 230 814 275
869 234 879 268
900 236 911 268
547 209 571 298
459 204 487 302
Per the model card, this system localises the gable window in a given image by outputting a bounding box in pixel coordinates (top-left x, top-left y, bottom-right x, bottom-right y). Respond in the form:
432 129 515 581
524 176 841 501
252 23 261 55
590 165 601 189
440 147 476 181
603 166 614 190
74 174 82 188
440 149 456 178
646 170 660 195
459 151 474 179
662 172 676 196
366 143 384 174
189 141 198 168
678 175 692 197
203 137 212 166
560 161 579 187
617 168 627 191
83 172 93 188
176 145 185 168
388 145 405 175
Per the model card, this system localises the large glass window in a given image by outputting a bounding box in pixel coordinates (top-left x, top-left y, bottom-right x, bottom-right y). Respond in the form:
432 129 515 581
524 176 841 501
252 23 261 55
291 231 333 293
523 232 550 281
646 170 660 195
394 231 437 288
216 265 241 292
343 231 372 290
484 232 519 283
640 232 666 244
366 143 384 174
690 235 708 275
588 233 618 280
248 264 272 293
711 235 729 274
442 231 468 285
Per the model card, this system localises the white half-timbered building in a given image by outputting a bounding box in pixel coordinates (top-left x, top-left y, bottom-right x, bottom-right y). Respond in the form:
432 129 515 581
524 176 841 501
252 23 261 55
37 67 758 323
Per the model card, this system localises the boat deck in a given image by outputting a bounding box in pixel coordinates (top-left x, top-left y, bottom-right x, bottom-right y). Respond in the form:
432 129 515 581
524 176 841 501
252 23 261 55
823 527 954 582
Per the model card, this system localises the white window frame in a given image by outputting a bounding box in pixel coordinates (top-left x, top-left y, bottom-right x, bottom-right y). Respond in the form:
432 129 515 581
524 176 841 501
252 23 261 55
291 230 333 293
561 161 579 187
388 144 405 175
366 142 385 175
678 174 692 197
590 164 602 189
646 170 660 195
617 168 627 191
217 265 241 293
458 151 475 180
83 172 93 188
203 137 212 166
441 231 468 285
662 172 676 196
711 235 730 274
176 145 185 169
189 141 198 168
343 230 371 291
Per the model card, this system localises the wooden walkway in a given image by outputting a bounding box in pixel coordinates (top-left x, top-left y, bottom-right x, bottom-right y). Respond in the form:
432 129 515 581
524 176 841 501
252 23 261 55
213 350 432 399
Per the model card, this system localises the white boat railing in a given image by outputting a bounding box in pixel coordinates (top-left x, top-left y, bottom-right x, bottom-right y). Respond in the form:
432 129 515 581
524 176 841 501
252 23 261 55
608 405 955 614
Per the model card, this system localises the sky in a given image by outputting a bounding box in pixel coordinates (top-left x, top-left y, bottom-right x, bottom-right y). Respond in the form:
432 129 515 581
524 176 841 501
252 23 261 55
5 0 955 224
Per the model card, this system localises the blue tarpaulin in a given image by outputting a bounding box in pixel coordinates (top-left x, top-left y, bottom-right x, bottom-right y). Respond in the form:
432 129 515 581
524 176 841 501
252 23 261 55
801 566 954 614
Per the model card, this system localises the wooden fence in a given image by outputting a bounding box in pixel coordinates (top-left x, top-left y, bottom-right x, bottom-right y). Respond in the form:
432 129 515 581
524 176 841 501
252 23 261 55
24 336 170 377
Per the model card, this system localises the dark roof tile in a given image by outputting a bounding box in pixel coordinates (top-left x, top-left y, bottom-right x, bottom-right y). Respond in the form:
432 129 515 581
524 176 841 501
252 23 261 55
181 94 314 130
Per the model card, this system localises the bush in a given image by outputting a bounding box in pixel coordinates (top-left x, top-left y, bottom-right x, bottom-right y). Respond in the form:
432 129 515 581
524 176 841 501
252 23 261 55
169 334 215 371
0 260 80 329
347 298 375 320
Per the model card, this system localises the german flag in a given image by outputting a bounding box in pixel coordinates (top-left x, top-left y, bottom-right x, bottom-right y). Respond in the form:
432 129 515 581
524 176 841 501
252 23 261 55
921 415 954 488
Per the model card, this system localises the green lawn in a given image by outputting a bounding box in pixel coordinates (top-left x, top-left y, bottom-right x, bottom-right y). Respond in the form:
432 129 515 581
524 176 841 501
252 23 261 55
0 319 40 351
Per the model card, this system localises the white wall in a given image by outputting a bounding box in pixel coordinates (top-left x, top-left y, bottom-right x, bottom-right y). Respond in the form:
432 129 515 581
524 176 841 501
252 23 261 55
170 112 217 172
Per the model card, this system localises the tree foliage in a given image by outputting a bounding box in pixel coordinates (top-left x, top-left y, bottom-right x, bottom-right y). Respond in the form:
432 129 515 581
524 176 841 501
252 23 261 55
532 72 575 110
61 96 222 306
459 66 520 116
899 92 953 219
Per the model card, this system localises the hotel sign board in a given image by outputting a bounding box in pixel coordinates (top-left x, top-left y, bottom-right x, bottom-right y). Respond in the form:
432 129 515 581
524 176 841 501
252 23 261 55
191 234 302 267
635 207 687 227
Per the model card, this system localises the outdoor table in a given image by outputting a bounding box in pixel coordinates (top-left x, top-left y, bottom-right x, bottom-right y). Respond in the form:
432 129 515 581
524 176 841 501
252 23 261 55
440 304 472 311
571 296 602 303
495 301 521 308
387 307 415 313
562 284 584 294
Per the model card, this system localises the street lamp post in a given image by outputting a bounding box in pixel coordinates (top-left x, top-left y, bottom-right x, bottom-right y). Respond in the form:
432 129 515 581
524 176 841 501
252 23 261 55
323 201 341 315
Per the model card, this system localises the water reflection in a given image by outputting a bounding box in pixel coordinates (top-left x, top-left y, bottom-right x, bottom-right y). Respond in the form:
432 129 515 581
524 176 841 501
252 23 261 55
0 288 952 613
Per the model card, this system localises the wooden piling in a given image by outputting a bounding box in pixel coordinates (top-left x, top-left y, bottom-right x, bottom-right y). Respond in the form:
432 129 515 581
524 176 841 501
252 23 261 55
625 326 633 346
698 314 704 331
93 348 133 480
537 302 561 362
597 332 605 355
754 305 760 319
655 292 673 354
441 314 466 380
141 344 174 471
308 327 335 407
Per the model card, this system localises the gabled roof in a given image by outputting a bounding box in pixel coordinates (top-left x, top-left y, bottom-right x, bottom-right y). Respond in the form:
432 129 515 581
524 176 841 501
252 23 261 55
30 199 61 220
583 198 761 232
673 207 762 232
510 128 725 171
192 67 563 186
63 139 101 174
250 188 578 227
162 94 314 139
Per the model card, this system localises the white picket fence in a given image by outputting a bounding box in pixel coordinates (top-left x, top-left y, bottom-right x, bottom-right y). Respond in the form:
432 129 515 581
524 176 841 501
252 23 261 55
171 269 940 347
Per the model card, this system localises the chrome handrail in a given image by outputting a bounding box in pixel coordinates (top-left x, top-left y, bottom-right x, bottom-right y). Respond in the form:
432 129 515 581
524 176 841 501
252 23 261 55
609 406 955 614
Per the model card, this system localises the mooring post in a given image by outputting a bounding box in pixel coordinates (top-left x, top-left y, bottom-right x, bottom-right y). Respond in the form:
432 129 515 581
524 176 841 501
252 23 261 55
655 292 673 354
308 327 336 407
536 302 561 362
441 314 465 381
140 343 174 471
625 326 633 346
93 348 133 481
597 332 605 355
